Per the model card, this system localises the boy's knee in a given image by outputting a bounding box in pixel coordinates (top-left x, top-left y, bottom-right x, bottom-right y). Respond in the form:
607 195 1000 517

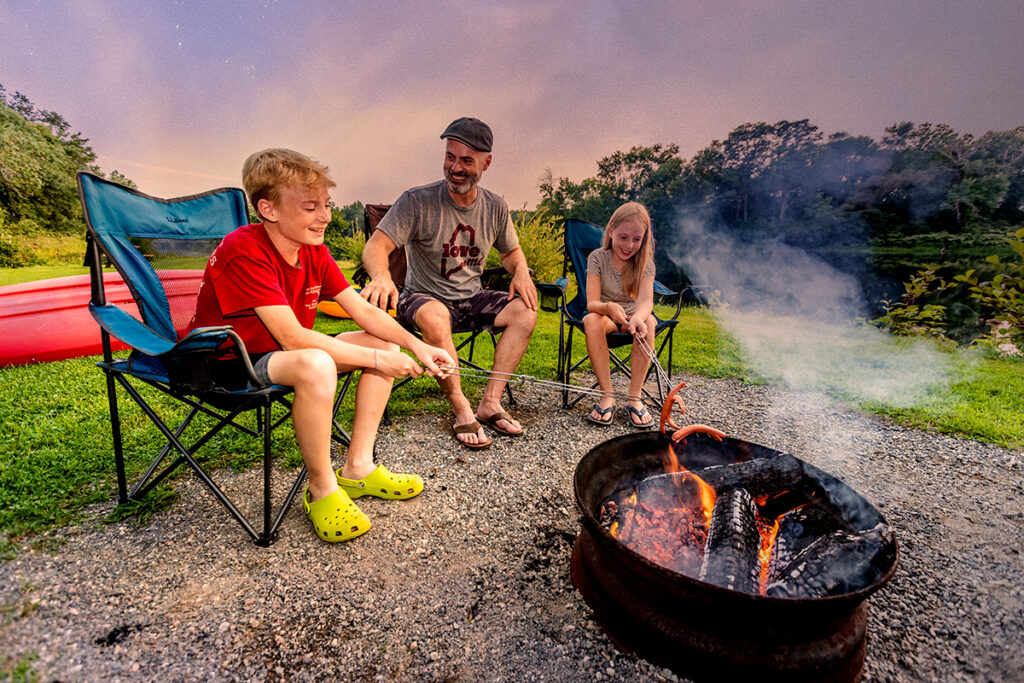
291 349 337 384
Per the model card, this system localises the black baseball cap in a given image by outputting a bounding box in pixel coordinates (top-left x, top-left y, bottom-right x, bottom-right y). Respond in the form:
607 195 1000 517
440 117 493 153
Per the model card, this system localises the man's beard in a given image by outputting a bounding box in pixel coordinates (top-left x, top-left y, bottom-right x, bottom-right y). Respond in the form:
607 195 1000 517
445 168 479 195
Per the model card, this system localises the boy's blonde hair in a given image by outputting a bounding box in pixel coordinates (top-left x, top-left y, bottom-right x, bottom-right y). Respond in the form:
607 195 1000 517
602 201 654 298
242 148 336 220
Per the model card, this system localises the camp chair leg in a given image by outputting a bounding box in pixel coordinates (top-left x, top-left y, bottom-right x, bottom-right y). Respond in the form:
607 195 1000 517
103 368 130 505
330 372 354 447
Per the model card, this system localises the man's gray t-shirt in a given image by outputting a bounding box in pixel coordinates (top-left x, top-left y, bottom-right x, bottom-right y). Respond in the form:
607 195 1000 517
377 180 518 300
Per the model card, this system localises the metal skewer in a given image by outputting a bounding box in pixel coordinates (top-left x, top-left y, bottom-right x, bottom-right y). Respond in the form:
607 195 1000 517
433 327 669 404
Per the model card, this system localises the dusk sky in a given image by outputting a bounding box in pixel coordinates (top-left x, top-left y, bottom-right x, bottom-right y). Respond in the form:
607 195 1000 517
3 1 1023 209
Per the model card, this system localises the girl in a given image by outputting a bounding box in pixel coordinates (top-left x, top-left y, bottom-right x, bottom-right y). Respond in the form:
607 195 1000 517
583 202 657 428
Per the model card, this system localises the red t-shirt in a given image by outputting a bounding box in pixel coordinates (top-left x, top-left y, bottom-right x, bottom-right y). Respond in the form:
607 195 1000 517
187 223 349 354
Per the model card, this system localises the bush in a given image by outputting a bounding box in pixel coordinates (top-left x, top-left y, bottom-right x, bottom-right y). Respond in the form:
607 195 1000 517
486 207 564 282
873 227 1024 356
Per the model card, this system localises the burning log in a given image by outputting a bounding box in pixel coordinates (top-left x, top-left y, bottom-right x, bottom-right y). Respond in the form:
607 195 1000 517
693 452 804 497
766 501 847 585
699 487 760 593
764 523 896 599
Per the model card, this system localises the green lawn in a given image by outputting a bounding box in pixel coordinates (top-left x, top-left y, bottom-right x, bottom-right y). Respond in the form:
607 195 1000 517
1 289 1021 555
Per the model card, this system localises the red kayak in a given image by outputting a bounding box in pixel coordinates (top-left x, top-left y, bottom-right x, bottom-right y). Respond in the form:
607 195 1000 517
0 271 202 367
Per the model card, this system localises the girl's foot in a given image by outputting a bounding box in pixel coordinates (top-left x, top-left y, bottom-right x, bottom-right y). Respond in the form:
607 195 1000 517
625 398 653 428
588 397 616 425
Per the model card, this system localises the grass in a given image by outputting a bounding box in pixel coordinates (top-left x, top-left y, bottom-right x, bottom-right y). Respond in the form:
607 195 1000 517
0 276 1021 555
0 264 89 287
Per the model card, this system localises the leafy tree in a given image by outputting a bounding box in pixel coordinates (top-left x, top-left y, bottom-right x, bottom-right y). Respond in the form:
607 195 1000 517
0 85 133 236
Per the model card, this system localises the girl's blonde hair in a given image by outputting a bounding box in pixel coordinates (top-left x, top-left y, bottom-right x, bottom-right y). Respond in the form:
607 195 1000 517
602 201 654 298
242 148 336 220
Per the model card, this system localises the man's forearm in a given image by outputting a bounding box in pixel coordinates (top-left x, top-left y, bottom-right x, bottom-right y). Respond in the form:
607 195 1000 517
362 236 392 281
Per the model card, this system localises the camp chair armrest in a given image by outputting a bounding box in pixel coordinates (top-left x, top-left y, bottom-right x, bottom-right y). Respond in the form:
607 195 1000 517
89 302 176 356
175 326 265 386
536 279 568 313
653 279 685 319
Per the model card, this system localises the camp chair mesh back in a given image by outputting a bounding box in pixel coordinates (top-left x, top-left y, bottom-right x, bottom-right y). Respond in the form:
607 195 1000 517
358 203 513 412
537 217 683 409
78 171 353 546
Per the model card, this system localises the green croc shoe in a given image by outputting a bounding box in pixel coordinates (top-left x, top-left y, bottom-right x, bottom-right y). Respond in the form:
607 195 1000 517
337 465 424 500
302 487 371 542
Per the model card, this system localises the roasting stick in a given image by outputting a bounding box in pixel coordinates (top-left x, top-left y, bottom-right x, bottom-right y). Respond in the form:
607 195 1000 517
435 365 648 403
434 328 669 404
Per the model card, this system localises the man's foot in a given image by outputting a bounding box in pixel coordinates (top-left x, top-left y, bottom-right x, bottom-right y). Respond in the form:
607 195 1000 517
453 420 492 449
476 399 523 436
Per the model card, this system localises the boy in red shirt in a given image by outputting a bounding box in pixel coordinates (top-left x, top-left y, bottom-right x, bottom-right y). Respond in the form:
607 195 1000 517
189 148 453 542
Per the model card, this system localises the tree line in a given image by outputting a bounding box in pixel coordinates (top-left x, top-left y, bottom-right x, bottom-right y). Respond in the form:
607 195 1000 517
538 120 1024 289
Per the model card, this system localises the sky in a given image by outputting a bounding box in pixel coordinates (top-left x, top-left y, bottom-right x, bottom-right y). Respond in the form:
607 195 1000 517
3 0 1023 209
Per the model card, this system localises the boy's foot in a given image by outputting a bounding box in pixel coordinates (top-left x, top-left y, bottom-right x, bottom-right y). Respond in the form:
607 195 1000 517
303 487 371 542
337 465 424 500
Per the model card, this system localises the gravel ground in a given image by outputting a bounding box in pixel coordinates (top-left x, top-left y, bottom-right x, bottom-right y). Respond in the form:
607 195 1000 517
2 375 1022 682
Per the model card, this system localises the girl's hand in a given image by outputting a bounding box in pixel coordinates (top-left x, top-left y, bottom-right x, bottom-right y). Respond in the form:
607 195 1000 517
628 317 648 337
606 302 629 326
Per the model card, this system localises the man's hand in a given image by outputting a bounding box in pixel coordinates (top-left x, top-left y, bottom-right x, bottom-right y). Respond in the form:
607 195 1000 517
508 267 537 311
360 276 399 311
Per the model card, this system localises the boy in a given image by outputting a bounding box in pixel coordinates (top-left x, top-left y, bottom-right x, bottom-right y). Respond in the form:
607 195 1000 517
188 148 453 542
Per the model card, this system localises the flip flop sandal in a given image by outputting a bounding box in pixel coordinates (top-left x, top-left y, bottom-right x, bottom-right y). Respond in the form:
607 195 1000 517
337 465 424 500
586 404 616 426
625 404 655 430
303 487 371 542
453 420 492 450
477 410 524 437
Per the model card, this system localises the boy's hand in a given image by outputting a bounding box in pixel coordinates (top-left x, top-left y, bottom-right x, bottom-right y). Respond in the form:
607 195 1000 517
360 277 399 311
375 349 426 378
412 341 454 379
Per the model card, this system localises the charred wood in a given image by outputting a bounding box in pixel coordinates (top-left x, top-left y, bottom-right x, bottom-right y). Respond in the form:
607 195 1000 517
765 523 896 599
694 453 804 497
699 487 760 593
767 501 848 585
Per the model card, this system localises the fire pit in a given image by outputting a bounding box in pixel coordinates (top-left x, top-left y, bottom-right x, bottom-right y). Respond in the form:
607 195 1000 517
570 384 898 682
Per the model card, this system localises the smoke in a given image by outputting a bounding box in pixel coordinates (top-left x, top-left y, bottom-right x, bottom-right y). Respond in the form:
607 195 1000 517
669 210 956 409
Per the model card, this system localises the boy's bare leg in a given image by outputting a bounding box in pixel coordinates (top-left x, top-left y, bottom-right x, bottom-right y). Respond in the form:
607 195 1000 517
627 316 656 425
265 349 341 502
333 330 397 480
476 298 537 434
583 313 618 421
414 301 488 446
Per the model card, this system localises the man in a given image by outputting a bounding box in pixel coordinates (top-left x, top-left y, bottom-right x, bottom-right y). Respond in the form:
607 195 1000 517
360 117 537 449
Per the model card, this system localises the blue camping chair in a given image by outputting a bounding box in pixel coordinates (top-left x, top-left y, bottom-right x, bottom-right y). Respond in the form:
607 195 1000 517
536 217 685 409
78 172 353 546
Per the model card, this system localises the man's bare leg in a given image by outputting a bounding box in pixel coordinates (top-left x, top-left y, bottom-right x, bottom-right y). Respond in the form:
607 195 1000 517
413 301 489 446
476 298 537 434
